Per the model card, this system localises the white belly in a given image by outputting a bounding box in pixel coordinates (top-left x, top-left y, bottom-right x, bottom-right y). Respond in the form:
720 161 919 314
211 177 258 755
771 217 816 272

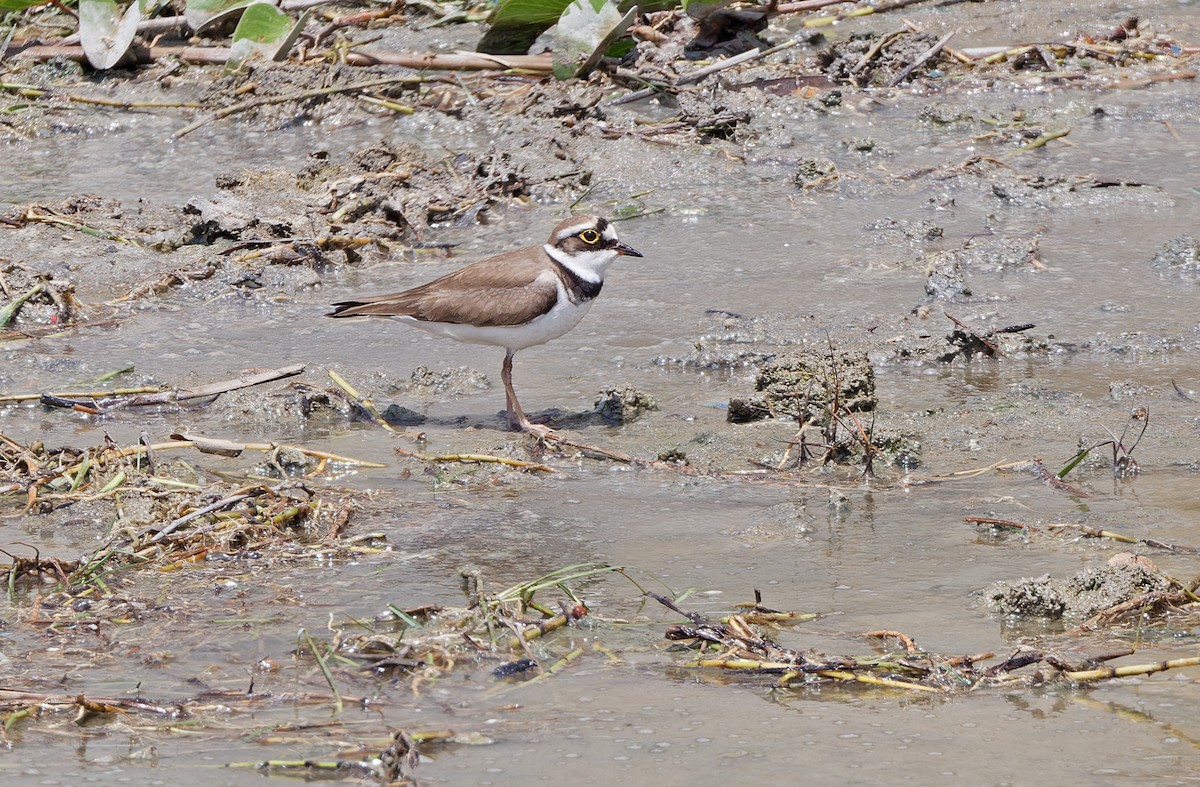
397 297 594 352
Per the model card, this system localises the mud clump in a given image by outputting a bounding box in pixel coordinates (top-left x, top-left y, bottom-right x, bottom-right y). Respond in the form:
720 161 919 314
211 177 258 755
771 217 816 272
985 575 1069 618
794 157 838 188
1150 235 1200 272
865 217 945 248
727 397 771 424
985 557 1171 620
924 250 971 300
891 321 1050 364
403 365 491 397
594 386 658 425
818 31 942 86
0 262 79 329
730 348 875 425
381 404 427 426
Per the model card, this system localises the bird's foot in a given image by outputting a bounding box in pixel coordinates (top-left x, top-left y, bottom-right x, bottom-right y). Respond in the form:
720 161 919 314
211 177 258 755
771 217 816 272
515 417 559 441
523 422 559 441
505 406 558 440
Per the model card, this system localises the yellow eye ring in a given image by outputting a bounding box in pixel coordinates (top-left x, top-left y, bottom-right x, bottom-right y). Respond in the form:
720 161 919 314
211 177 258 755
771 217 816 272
580 229 601 244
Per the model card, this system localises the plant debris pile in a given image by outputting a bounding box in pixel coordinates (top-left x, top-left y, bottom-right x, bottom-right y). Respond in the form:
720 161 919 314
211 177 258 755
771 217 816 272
653 587 1200 691
0 260 80 333
0 428 360 627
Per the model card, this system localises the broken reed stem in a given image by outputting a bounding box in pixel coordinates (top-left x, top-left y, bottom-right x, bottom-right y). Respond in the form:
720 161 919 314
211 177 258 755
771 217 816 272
0 283 45 328
327 370 396 433
694 658 942 692
507 612 572 650
1 81 201 108
424 453 555 473
545 433 642 464
4 43 553 74
887 28 957 86
1010 128 1071 154
142 490 254 543
966 517 1200 555
0 437 382 513
113 438 386 469
1065 656 1200 683
18 209 140 245
805 669 943 692
0 364 303 405
302 630 344 714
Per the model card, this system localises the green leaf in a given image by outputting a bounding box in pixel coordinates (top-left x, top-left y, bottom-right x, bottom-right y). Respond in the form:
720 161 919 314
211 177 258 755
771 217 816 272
1056 447 1090 479
184 0 258 34
477 0 572 55
552 0 636 80
79 0 143 70
0 0 49 10
227 2 300 68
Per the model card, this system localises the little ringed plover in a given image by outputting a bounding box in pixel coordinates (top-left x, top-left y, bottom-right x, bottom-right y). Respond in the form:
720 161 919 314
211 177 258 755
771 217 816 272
327 214 643 436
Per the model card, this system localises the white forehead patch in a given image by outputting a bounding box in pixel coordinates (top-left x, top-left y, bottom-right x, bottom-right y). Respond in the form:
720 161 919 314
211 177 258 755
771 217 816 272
555 220 597 241
601 223 618 241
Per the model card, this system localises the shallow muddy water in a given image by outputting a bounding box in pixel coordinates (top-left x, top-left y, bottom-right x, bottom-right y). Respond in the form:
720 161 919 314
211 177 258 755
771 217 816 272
4 1 1200 784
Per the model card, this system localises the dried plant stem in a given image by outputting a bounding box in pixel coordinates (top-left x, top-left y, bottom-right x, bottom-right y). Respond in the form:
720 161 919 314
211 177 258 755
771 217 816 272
303 630 344 714
1065 656 1200 683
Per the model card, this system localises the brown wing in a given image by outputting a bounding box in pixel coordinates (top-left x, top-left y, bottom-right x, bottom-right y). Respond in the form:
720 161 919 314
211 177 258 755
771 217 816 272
328 247 561 327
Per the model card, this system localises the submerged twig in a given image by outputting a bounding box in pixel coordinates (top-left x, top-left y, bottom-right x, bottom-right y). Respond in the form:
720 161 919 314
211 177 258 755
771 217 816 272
327 370 396 433
1065 656 1200 683
0 364 305 408
888 28 957 86
302 630 345 713
394 447 555 473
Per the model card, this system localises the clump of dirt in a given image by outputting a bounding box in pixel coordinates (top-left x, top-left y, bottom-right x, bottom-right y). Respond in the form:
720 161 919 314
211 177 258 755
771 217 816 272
817 31 943 87
985 556 1172 620
3 136 593 309
923 250 972 300
209 139 548 247
890 319 1051 364
793 157 838 188
730 347 875 425
381 403 427 426
870 430 923 469
594 386 658 425
215 382 353 432
727 397 771 424
401 365 492 397
1150 235 1200 272
864 217 946 249
913 157 1173 213
983 171 1168 211
683 6 768 59
961 236 1038 273
0 261 80 329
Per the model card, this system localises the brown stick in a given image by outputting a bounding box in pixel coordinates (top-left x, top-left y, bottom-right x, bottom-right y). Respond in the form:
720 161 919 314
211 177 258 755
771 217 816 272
343 51 551 72
888 29 957 86
5 44 233 65
5 44 553 73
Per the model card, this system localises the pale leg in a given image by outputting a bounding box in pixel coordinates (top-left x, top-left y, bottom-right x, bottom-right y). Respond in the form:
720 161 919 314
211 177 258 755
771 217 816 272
502 350 555 437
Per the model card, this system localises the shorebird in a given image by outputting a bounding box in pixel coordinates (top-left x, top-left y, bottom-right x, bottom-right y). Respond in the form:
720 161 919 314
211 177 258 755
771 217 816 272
328 215 643 436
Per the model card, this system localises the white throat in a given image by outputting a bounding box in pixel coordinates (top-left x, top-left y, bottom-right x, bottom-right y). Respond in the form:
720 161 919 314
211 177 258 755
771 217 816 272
544 244 618 283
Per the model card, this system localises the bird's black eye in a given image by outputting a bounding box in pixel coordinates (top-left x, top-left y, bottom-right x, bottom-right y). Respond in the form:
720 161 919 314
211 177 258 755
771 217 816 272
579 229 601 245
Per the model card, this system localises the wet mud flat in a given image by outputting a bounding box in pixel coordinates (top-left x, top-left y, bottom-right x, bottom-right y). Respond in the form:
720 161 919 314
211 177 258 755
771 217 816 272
3 0 1200 783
